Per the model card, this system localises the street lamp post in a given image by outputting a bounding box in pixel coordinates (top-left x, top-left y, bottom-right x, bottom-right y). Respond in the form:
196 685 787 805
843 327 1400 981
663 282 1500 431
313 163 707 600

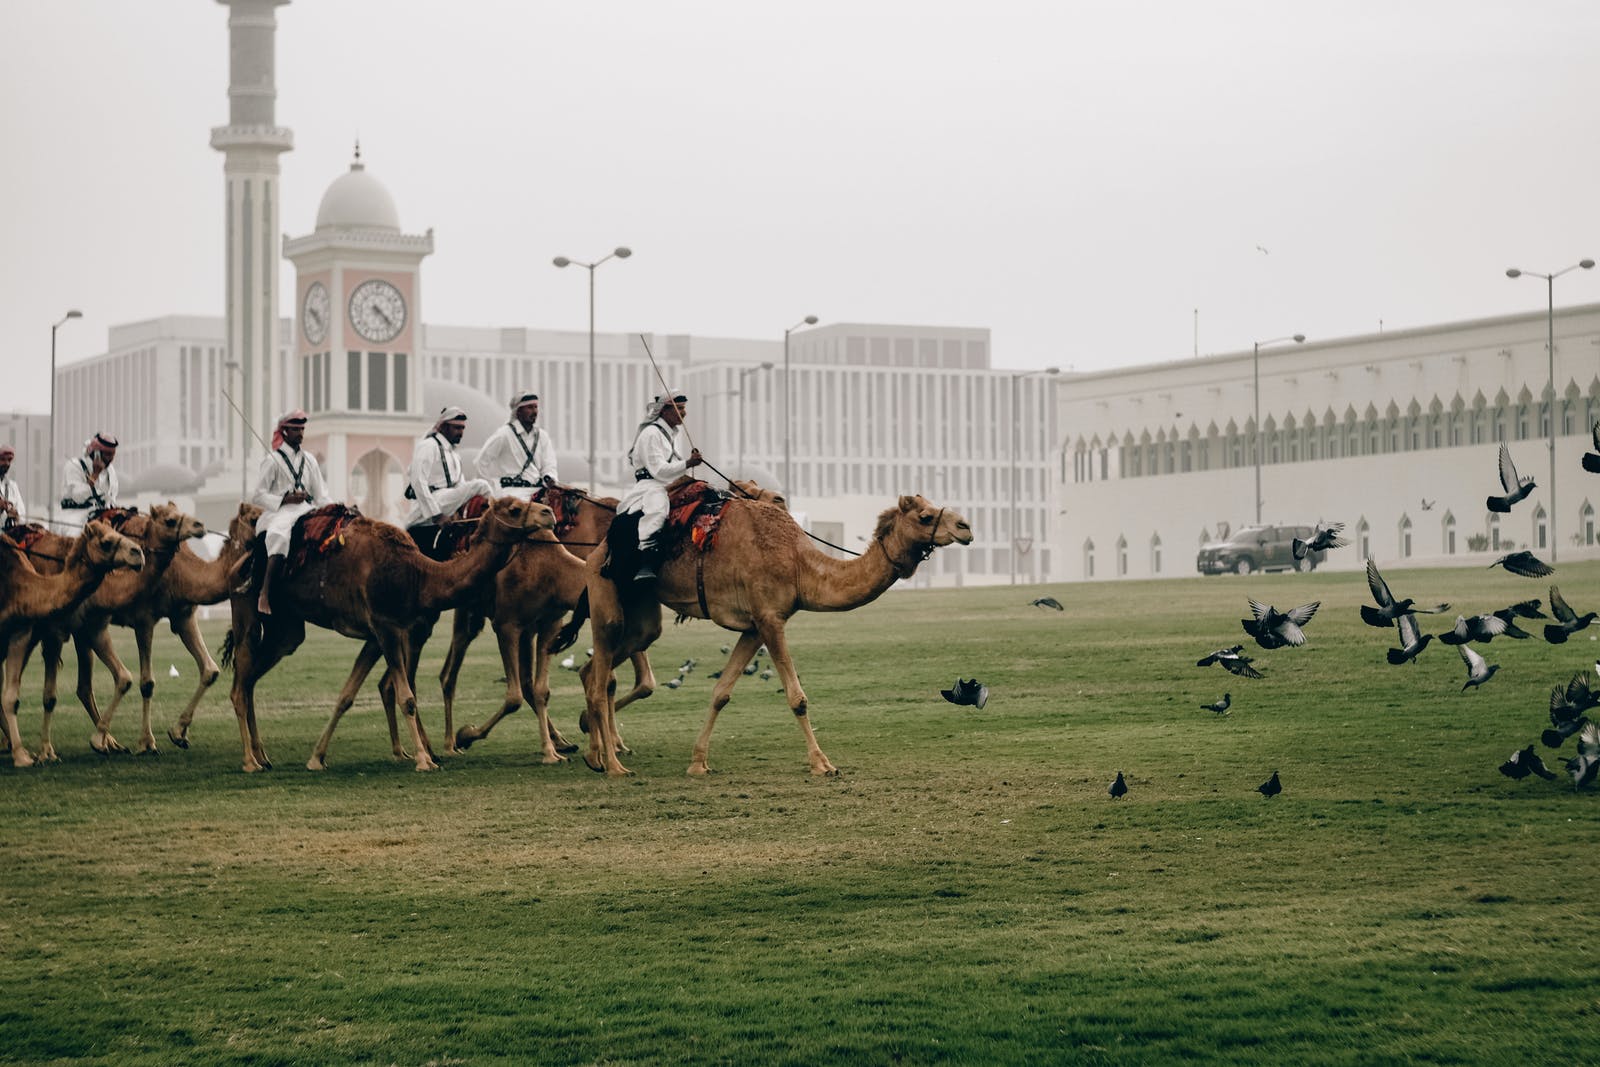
1010 366 1060 585
554 247 632 493
224 360 245 499
1252 334 1305 525
737 362 774 478
47 309 83 531
1506 259 1594 562
782 315 818 500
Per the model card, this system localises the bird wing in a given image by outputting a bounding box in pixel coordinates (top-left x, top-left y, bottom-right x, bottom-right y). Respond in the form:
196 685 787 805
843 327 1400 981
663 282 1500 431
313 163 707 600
1503 552 1555 578
1396 611 1421 649
1366 558 1395 608
1475 613 1509 639
1284 601 1320 627
1247 598 1272 623
1413 602 1451 615
1222 656 1264 679
1508 598 1545 618
1447 614 1470 640
1459 642 1487 677
1550 585 1576 624
1498 442 1521 493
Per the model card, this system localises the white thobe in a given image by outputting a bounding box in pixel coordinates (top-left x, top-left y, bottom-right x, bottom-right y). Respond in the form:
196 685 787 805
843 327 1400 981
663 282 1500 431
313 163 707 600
476 420 559 500
617 419 691 544
0 475 24 529
406 432 493 526
58 457 119 531
252 446 329 556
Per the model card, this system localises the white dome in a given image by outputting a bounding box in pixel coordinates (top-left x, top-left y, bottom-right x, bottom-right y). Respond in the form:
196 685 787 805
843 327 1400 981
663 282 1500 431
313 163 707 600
315 159 400 233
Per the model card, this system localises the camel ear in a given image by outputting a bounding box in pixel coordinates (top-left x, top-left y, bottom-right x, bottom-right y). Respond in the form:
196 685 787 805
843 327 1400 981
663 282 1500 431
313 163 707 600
899 494 917 512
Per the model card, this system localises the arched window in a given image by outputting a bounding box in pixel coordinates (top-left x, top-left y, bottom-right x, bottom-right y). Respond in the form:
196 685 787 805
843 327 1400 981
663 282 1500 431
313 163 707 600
1116 535 1129 577
1489 513 1502 552
1083 539 1095 579
1583 501 1596 547
1357 517 1371 561
1442 511 1457 554
1398 514 1413 558
1533 505 1548 551
1151 532 1163 574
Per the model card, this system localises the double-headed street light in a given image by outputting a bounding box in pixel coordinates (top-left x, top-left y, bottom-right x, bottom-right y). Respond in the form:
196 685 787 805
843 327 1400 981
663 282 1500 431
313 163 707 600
47 309 83 531
1506 259 1594 562
1010 366 1060 585
554 247 632 492
737 362 774 478
782 315 818 499
1252 334 1305 524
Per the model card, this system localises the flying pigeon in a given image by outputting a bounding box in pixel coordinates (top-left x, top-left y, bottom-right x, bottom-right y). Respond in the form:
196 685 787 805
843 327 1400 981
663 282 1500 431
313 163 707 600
1502 598 1547 619
1030 596 1065 611
1543 585 1597 643
1360 558 1449 628
1203 693 1231 714
1543 715 1590 749
1499 745 1556 781
1437 612 1510 645
1291 521 1346 560
1256 770 1282 798
1242 599 1320 649
1420 498 1435 511
1489 551 1554 578
1564 723 1600 789
1549 671 1600 725
1108 771 1128 799
941 678 989 709
1488 610 1533 639
1195 644 1264 679
1583 420 1600 473
1387 612 1433 665
1486 442 1536 512
1457 643 1499 691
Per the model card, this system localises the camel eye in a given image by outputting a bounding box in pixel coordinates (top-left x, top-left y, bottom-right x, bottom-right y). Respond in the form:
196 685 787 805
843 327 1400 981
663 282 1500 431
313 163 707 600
919 514 934 525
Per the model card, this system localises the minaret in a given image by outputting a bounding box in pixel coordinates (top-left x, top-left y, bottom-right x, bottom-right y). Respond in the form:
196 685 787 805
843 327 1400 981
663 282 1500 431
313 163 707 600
210 0 292 472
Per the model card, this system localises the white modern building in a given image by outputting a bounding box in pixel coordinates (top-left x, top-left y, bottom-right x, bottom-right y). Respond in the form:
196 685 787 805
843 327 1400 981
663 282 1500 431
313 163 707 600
1054 303 1600 580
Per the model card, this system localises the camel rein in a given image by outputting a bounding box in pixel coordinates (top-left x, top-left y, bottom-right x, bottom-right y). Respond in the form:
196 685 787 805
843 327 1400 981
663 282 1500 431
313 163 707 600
874 507 943 579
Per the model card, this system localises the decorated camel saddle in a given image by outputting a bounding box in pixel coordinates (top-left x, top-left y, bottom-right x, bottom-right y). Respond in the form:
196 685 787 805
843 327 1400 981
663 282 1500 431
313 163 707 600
662 479 734 553
284 503 363 575
528 482 587 539
408 494 491 562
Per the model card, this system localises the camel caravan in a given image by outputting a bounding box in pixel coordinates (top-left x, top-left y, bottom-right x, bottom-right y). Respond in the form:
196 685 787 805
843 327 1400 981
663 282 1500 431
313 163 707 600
0 395 971 776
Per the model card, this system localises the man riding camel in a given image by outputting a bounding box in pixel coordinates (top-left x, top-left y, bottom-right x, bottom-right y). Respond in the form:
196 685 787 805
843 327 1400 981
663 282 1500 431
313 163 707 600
0 444 24 531
59 432 120 528
252 410 327 616
475 391 558 501
617 392 702 582
406 405 494 529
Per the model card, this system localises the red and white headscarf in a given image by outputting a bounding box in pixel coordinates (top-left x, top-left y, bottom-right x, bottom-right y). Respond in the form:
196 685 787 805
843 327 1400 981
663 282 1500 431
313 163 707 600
0 444 14 462
271 409 308 450
433 405 468 433
84 432 118 460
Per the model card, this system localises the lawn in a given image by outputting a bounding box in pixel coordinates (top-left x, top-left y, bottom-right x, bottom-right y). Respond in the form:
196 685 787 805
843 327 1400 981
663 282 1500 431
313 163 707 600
3 561 1597 1065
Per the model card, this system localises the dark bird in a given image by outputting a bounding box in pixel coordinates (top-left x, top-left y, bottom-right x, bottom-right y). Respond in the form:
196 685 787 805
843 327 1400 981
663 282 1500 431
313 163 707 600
940 677 989 709
743 660 760 676
1360 558 1450 628
1438 612 1509 645
1203 693 1231 714
1196 644 1265 679
1502 598 1547 619
1387 612 1433 665
1242 599 1320 649
1458 643 1499 691
1256 770 1282 797
1108 771 1128 799
1543 716 1590 750
1548 673 1600 728
665 677 682 689
1291 521 1346 560
1499 745 1557 781
1420 498 1435 511
1030 596 1065 611
1564 724 1600 789
1488 609 1534 639
1583 420 1600 473
1489 550 1554 578
1486 442 1536 512
1543 585 1597 643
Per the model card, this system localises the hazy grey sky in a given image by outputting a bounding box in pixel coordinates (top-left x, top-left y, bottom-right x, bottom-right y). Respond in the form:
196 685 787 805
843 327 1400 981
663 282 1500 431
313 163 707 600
3 1 1598 414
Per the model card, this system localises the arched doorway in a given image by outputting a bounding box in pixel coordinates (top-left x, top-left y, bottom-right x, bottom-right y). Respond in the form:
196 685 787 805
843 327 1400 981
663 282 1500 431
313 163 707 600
349 449 406 525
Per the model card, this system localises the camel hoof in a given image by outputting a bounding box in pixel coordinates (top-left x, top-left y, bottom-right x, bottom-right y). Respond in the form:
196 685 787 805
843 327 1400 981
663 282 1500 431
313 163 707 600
242 761 265 773
306 757 327 772
12 750 36 769
583 751 607 774
616 741 634 756
37 745 60 764
414 759 439 772
166 727 190 750
540 752 568 765
91 734 128 755
607 763 634 778
813 764 840 777
552 735 579 755
686 763 711 777
135 743 160 757
454 728 480 751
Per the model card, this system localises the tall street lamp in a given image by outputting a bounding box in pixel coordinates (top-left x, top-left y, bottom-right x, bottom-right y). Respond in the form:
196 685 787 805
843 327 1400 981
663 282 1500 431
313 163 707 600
224 360 246 499
47 309 83 531
1506 259 1594 562
782 315 818 500
1010 366 1059 585
1252 334 1305 524
737 362 774 478
554 246 632 493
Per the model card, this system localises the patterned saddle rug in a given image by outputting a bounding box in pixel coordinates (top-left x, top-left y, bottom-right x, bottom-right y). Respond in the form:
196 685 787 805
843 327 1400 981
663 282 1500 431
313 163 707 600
662 480 732 554
286 504 362 574
95 507 141 532
408 494 491 562
3 523 52 555
531 484 586 539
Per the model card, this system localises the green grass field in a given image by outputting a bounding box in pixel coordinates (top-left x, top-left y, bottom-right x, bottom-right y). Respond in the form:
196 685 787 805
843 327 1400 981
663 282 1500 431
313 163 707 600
3 561 1598 1065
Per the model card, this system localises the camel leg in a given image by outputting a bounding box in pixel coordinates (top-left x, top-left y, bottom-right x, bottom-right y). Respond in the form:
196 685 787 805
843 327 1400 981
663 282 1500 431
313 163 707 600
2 634 35 768
167 611 221 749
228 621 274 772
757 620 833 776
36 634 68 761
577 656 623 775
130 622 160 755
308 640 385 771
687 630 762 777
528 625 578 757
440 611 478 752
381 631 436 772
612 651 657 713
83 627 134 754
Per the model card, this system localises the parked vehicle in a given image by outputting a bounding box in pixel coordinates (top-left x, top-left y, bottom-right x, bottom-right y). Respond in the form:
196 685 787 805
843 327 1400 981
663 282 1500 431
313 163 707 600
1196 525 1326 575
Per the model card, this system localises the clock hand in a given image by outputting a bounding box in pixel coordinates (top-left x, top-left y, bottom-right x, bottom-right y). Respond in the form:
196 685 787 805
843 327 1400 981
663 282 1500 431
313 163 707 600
372 304 393 327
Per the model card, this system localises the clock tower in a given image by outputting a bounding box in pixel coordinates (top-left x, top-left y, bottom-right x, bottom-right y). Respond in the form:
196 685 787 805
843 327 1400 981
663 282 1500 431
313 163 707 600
283 148 434 521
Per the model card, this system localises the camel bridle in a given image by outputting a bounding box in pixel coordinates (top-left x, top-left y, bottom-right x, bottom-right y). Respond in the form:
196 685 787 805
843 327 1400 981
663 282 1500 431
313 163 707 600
875 506 944 580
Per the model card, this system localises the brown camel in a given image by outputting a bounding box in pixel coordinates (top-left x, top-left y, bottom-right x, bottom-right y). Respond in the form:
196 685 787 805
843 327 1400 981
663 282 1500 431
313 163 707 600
224 495 552 773
569 493 972 777
0 523 146 766
4 503 205 762
443 478 791 761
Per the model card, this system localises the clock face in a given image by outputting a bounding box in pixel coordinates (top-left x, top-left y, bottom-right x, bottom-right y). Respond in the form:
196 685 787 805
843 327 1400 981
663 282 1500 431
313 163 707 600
348 278 407 344
301 281 330 345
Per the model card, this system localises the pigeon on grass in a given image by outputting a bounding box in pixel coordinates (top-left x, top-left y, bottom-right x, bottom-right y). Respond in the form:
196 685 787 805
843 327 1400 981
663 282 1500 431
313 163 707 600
1196 645 1264 679
1486 442 1536 512
1292 521 1346 560
1030 596 1065 611
1361 559 1449 628
1543 586 1597 643
1108 771 1128 799
940 678 989 709
1242 599 1320 649
1499 745 1556 781
1203 694 1231 714
1257 770 1282 798
1490 551 1554 578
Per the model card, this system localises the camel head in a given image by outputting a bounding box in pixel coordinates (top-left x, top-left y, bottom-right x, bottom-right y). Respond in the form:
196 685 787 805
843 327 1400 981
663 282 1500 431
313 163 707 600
145 501 207 549
227 502 264 551
81 520 146 573
732 478 787 507
891 495 974 548
482 495 557 542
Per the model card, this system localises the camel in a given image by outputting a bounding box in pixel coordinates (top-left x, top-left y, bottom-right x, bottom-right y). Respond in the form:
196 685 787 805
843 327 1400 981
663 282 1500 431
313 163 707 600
0 522 146 766
566 493 972 777
3 503 204 763
223 495 552 773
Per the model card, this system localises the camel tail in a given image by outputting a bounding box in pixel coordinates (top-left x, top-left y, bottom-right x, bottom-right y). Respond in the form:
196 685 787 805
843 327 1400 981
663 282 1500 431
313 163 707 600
551 590 589 654
219 630 236 670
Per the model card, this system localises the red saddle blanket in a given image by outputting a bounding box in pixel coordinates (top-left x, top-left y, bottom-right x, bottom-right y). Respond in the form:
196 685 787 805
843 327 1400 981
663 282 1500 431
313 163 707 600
96 507 140 532
4 523 51 555
531 484 584 539
662 480 730 553
409 494 491 562
287 504 362 573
